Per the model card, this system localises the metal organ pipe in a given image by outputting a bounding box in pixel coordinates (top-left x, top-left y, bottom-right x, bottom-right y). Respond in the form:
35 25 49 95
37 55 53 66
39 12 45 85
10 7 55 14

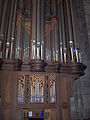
31 0 37 59
40 0 44 60
37 0 41 59
31 0 44 60
58 3 64 63
65 0 75 63
5 0 15 59
69 0 81 63
0 0 5 29
51 0 59 62
15 0 25 59
10 0 18 59
61 0 67 63
0 0 82 64
0 0 9 58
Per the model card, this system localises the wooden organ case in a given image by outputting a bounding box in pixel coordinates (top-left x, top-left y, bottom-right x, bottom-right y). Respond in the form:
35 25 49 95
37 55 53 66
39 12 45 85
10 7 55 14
0 0 86 120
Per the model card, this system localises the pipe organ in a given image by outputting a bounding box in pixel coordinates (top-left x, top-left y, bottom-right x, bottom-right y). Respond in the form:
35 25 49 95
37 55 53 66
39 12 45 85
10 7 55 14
0 0 86 120
0 0 82 63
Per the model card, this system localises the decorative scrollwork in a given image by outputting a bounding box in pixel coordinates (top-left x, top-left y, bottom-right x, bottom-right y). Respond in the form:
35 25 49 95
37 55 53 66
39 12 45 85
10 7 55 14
45 15 58 37
25 75 29 99
16 10 23 26
18 74 25 88
49 75 56 88
30 75 45 92
24 20 32 36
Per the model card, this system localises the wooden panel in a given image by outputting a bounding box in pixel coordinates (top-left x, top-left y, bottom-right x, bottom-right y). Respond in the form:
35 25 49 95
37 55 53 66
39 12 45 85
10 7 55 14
4 73 12 104
3 108 10 120
50 109 57 120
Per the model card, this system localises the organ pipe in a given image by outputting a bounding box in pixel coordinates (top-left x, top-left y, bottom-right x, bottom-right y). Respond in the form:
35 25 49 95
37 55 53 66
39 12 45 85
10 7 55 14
0 0 9 58
40 0 44 60
69 0 81 63
58 3 64 63
15 0 25 59
5 0 15 59
36 0 41 59
0 0 5 29
31 0 37 59
65 0 75 63
0 0 82 64
10 0 18 59
61 0 67 63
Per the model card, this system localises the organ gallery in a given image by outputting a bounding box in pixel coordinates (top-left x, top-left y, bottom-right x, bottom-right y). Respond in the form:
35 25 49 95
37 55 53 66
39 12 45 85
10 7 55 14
0 0 87 120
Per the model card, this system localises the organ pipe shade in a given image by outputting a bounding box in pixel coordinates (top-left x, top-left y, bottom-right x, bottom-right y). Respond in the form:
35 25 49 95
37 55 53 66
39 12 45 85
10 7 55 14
0 0 82 64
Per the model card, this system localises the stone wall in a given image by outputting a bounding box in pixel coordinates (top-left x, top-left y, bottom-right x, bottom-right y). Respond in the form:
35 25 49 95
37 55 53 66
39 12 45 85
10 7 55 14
71 0 90 119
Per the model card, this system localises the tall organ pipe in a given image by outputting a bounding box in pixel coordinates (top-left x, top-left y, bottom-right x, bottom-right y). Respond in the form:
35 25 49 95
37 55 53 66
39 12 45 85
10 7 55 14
15 0 24 59
51 0 59 62
65 0 75 62
61 0 67 63
36 0 41 59
5 0 15 59
31 0 44 60
69 0 81 62
31 0 37 59
0 0 5 29
0 0 9 58
58 3 63 63
40 0 44 60
10 0 18 59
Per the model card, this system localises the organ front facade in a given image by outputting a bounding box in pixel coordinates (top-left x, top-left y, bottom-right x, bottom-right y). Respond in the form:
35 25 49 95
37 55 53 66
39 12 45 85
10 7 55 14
0 0 86 120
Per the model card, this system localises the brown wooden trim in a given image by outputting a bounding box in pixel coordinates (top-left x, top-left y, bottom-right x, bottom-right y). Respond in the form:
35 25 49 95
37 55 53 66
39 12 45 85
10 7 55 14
29 59 47 72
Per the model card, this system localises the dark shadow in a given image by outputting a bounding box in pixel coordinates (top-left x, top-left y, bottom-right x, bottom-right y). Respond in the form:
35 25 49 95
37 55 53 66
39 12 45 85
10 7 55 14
29 118 44 120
